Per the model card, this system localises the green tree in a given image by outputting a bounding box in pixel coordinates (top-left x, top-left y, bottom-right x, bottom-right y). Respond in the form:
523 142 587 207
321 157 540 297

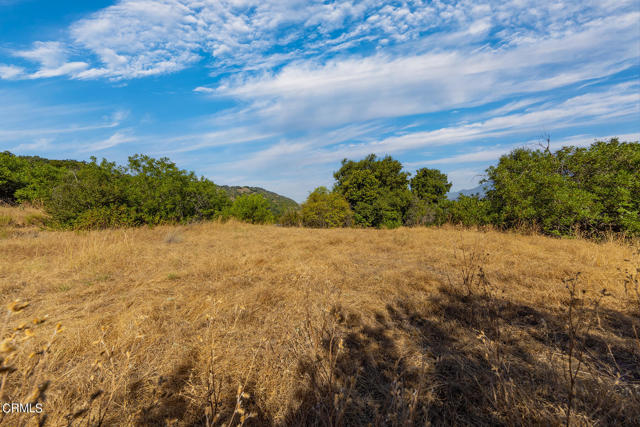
125 154 228 224
301 187 353 228
333 154 411 228
448 195 490 227
556 139 640 234
229 193 274 224
485 147 597 236
0 152 26 202
43 154 230 229
410 168 452 204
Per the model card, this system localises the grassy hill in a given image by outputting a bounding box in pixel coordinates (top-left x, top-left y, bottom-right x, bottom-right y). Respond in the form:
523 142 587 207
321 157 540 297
219 185 299 216
0 206 638 425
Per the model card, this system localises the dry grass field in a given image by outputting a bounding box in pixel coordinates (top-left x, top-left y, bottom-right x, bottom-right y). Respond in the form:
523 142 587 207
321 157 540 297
0 206 639 426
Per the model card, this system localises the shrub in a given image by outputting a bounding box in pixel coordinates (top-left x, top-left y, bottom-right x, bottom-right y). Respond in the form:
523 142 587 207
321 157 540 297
301 187 353 228
44 155 230 229
279 208 302 227
229 193 274 224
73 206 139 230
404 198 448 226
448 195 491 227
484 138 639 236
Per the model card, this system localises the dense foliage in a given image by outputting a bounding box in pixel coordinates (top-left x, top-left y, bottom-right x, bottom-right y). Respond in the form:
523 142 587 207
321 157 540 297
484 138 639 236
46 155 231 228
296 138 639 236
333 154 412 228
301 187 353 228
220 185 298 217
2 138 638 236
410 168 451 204
0 152 81 204
227 193 274 224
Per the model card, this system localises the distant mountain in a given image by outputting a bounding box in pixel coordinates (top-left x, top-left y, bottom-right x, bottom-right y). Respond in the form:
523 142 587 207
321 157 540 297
219 185 299 216
447 184 488 200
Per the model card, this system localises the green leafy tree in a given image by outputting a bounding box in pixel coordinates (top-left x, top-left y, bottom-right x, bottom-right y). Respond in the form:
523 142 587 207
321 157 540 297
448 195 491 227
556 139 640 234
404 168 452 226
485 147 597 236
333 154 411 228
229 193 274 224
0 152 26 202
410 168 452 204
301 187 353 228
43 155 230 229
125 154 228 224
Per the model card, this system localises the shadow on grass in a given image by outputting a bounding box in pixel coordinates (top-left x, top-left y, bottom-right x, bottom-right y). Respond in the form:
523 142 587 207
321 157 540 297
121 287 638 426
281 287 640 426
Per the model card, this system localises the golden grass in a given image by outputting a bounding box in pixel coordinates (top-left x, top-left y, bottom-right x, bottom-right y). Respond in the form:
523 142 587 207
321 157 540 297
0 208 638 425
0 205 48 240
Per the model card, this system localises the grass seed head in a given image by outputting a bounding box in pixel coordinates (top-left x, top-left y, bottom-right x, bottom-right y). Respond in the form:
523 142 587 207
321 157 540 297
7 300 29 313
0 339 16 354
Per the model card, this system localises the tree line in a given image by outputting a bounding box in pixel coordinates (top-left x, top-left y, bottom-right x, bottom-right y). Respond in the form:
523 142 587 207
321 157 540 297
0 153 272 228
290 138 639 237
1 138 638 237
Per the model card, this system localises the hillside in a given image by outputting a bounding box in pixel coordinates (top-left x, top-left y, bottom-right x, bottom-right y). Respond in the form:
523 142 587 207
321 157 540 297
0 206 638 426
219 185 299 216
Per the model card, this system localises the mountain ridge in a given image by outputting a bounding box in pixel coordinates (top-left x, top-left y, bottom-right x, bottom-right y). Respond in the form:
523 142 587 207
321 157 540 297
219 185 299 216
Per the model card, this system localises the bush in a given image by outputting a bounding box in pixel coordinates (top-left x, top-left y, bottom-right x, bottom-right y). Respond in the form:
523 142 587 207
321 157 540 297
1 151 80 204
73 206 138 230
229 193 274 224
279 208 302 227
448 195 490 227
404 198 448 226
301 187 353 228
484 139 639 236
44 155 230 229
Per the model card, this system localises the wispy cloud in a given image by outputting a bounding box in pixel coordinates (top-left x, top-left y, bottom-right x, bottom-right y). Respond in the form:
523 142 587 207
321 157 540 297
0 64 24 79
84 131 137 151
12 41 89 79
0 0 637 200
209 11 638 131
2 1 637 81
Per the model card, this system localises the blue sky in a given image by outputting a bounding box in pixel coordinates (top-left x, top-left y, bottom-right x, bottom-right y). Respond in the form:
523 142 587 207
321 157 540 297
1 0 639 202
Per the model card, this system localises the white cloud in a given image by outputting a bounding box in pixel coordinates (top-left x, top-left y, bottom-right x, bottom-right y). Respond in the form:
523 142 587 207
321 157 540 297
0 64 24 79
11 138 53 153
4 0 637 81
84 131 137 151
210 11 638 131
11 41 89 78
208 81 638 200
14 41 68 68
